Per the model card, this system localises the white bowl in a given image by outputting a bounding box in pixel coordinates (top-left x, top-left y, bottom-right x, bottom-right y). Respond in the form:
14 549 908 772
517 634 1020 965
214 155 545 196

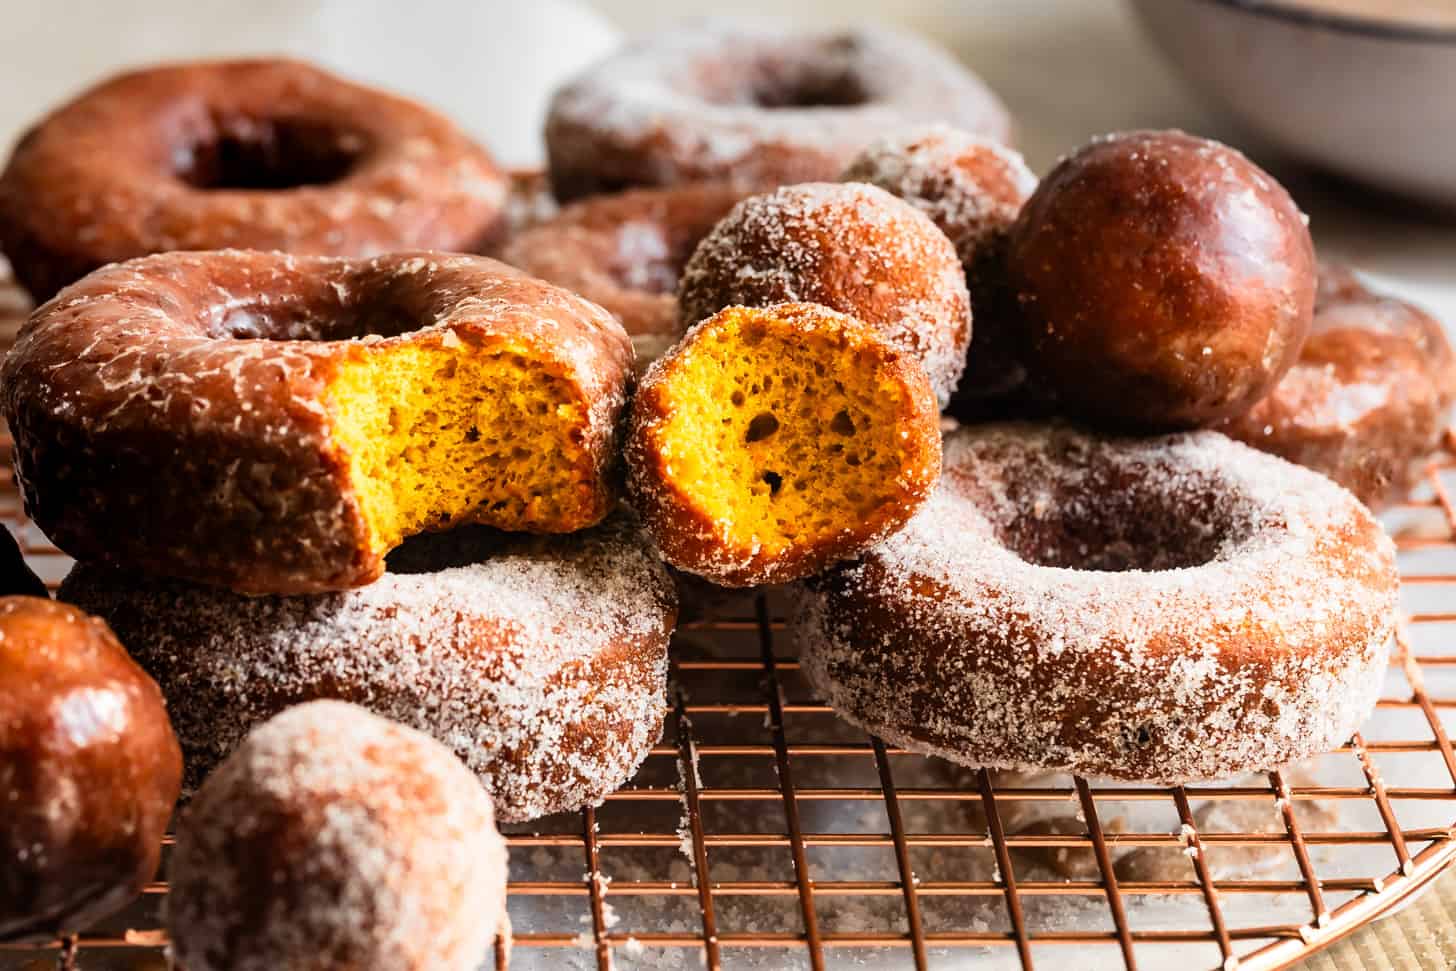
1129 0 1456 206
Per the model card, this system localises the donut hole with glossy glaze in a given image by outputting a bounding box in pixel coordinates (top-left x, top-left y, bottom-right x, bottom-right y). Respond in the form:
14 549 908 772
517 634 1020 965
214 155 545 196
174 115 366 191
632 303 940 579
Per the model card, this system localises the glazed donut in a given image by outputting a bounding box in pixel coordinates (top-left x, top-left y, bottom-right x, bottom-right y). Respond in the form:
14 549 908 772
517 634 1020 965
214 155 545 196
2 250 632 595
678 182 971 405
168 701 507 971
546 20 1012 201
0 59 507 302
626 303 941 587
842 125 1038 404
1222 265 1456 506
501 183 747 366
0 597 181 942
61 512 674 821
793 423 1398 782
1008 130 1316 430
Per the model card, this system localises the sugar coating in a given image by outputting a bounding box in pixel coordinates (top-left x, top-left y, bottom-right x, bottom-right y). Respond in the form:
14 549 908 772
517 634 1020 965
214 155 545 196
678 182 971 405
168 701 507 971
61 513 675 821
792 423 1399 782
842 123 1037 267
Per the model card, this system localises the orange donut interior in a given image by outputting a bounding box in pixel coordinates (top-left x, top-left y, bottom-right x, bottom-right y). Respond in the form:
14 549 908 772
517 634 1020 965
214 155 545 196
327 338 597 556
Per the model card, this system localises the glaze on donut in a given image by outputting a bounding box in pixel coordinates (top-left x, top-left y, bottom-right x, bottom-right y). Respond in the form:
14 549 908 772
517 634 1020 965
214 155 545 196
1008 130 1316 430
0 59 506 301
501 183 747 366
793 423 1397 782
168 702 508 971
1223 266 1456 506
678 182 971 405
2 250 631 595
61 513 674 822
843 125 1038 404
546 20 1012 201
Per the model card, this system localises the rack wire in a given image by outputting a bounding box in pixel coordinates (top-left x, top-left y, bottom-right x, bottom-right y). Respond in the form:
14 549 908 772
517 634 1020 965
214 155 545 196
0 298 1453 971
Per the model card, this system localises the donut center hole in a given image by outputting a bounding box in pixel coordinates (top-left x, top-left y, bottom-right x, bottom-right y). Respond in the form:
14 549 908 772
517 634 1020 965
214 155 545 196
985 461 1243 573
751 73 870 109
647 305 926 559
176 117 365 191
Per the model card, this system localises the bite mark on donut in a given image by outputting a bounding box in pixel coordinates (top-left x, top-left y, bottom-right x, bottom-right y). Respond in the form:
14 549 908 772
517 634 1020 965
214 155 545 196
327 341 597 555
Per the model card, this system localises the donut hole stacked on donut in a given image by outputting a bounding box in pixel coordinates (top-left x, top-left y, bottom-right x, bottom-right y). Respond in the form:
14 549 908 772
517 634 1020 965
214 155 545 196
627 303 941 586
327 344 597 556
174 115 365 190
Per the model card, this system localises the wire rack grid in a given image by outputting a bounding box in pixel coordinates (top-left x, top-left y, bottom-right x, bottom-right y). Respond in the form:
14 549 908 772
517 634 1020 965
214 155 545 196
0 303 1454 971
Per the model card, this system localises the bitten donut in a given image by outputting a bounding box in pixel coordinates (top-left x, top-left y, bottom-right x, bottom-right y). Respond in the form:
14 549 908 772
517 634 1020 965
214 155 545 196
1008 130 1316 430
501 183 747 366
1223 265 1456 506
168 702 508 971
678 182 972 405
0 597 181 942
793 423 1398 782
546 20 1012 201
0 59 507 301
62 513 674 821
842 125 1038 404
3 250 632 595
627 303 941 587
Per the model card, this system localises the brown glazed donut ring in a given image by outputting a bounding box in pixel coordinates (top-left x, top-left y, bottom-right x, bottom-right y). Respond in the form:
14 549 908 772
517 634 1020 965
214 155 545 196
546 20 1012 201
2 250 631 595
168 702 508 971
0 59 506 301
61 513 674 822
793 423 1398 782
1223 265 1456 506
1008 130 1316 430
501 183 747 367
0 597 181 942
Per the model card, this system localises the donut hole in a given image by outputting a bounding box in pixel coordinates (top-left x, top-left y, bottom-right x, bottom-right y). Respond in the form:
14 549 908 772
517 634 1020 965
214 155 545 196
749 70 870 110
326 340 598 554
981 460 1247 573
176 116 365 191
647 304 931 558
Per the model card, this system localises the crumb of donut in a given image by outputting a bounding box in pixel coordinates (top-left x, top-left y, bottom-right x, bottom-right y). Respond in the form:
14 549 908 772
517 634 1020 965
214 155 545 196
328 341 594 553
629 302 940 585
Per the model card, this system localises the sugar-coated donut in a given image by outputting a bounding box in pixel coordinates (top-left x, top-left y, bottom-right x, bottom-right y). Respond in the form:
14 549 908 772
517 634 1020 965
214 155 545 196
793 423 1397 782
3 250 632 595
501 183 747 366
546 20 1012 201
842 125 1038 404
678 182 971 406
167 701 508 971
1223 265 1456 506
0 597 181 942
627 303 941 587
1008 130 1316 430
0 59 506 302
61 513 674 821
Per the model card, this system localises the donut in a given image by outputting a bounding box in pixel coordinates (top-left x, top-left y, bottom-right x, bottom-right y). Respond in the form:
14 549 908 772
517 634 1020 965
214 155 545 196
792 423 1398 782
1007 130 1316 430
626 303 941 587
60 512 675 821
167 701 507 971
842 125 1038 405
500 183 747 366
678 182 972 406
0 597 181 942
1222 265 1456 506
3 249 632 595
545 20 1012 201
0 59 507 301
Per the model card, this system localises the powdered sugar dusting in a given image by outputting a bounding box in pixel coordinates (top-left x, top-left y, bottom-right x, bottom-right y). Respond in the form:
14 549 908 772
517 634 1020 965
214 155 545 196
167 701 507 971
793 422 1399 782
61 513 675 821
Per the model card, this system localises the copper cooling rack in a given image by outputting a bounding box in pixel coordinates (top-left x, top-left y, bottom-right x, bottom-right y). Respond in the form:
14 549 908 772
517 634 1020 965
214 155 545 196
1 304 1455 971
